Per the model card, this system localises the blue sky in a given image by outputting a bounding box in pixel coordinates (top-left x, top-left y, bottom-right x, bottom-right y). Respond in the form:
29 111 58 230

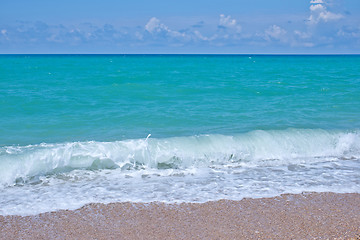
0 0 359 53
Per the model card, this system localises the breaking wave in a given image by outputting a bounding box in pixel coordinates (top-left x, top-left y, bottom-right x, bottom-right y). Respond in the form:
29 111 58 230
1 128 359 187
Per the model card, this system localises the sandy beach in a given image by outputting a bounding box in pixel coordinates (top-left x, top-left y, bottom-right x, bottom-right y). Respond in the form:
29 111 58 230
1 192 359 239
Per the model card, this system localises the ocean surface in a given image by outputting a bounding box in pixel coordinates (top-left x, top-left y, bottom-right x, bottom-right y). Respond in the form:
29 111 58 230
0 54 359 216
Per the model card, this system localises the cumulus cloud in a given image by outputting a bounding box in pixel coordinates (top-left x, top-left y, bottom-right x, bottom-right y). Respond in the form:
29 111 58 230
193 30 209 41
284 0 360 50
219 14 236 28
218 14 242 32
264 25 287 41
286 0 347 49
145 17 164 33
1 5 359 53
308 1 343 24
310 0 324 3
192 30 218 42
145 17 186 39
294 30 311 39
144 17 221 44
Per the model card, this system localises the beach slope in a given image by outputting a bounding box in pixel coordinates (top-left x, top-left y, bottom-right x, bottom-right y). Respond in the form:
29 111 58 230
1 192 360 239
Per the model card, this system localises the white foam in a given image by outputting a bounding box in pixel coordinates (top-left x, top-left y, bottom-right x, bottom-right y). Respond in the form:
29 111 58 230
0 128 359 215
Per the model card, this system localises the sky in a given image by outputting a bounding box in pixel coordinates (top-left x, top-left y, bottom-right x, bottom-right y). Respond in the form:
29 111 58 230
0 0 359 54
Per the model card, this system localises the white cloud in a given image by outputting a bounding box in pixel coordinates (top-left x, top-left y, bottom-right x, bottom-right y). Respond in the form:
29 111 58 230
265 25 287 41
291 30 314 47
308 2 343 24
218 14 242 33
310 0 324 3
143 16 244 44
318 11 343 22
2 6 358 53
310 4 325 12
219 14 236 28
294 30 311 39
193 30 210 41
0 29 9 41
145 17 165 33
145 17 187 39
337 27 360 38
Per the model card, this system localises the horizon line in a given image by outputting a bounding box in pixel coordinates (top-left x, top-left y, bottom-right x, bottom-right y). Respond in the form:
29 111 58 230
1 53 360 56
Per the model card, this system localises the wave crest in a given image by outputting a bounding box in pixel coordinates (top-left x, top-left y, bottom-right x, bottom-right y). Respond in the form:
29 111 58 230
0 129 359 186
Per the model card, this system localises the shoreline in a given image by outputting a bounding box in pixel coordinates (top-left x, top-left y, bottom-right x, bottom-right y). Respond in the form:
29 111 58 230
1 192 359 239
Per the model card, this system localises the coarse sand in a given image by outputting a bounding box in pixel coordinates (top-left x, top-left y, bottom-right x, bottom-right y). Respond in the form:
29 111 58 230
1 192 359 239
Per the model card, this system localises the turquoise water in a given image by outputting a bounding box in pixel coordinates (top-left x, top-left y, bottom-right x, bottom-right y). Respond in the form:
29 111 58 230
0 55 360 215
1 55 359 145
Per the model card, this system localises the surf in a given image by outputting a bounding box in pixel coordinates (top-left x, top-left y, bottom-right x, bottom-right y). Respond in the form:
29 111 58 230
1 128 359 187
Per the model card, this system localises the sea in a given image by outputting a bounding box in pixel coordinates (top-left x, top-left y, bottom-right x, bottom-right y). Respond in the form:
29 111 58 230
0 54 359 216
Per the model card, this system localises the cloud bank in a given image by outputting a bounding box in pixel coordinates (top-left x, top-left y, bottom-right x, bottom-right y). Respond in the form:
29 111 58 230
0 1 358 53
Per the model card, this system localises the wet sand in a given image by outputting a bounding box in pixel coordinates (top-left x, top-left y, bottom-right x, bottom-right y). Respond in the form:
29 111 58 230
1 192 359 239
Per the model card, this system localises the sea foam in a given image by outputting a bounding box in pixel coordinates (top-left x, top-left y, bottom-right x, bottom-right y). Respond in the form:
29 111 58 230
1 128 359 187
1 129 359 216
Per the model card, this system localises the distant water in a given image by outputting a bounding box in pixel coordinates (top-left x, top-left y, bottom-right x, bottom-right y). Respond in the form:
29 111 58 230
0 54 359 215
